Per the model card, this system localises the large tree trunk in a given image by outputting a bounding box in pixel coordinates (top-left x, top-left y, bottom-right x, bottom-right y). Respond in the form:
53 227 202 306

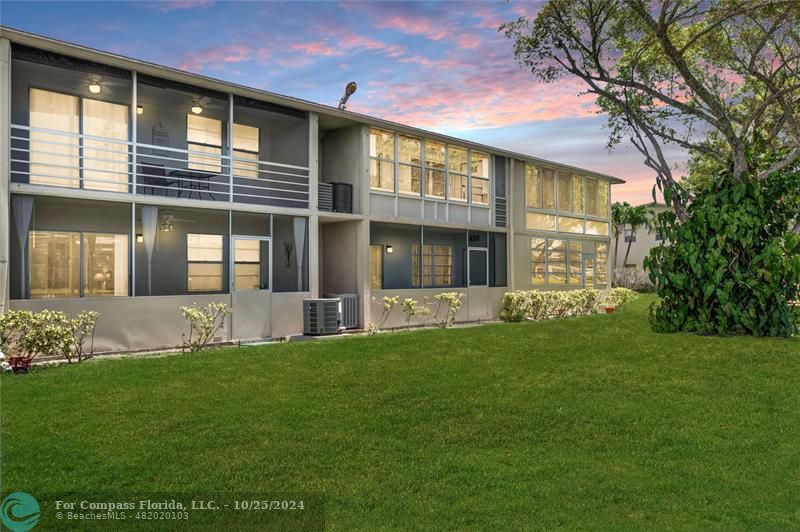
623 238 634 268
613 234 621 270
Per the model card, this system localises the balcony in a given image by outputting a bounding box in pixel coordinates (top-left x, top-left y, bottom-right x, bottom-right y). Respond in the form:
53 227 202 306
9 46 311 210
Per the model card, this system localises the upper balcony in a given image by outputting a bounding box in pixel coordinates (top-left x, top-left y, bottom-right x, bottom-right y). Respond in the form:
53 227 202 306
9 45 311 210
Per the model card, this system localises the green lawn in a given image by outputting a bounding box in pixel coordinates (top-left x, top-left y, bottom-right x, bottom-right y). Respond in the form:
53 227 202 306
2 295 799 530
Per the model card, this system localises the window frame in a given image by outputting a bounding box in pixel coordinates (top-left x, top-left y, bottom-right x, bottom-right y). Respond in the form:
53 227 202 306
232 122 260 180
187 233 225 293
369 127 396 193
186 114 223 174
529 236 607 288
231 236 271 291
412 243 453 288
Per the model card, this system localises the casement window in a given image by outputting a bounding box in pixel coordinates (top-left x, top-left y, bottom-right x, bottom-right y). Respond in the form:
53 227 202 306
470 151 490 205
596 242 608 284
529 237 586 287
370 244 383 289
424 140 446 199
187 115 222 173
29 88 128 192
412 244 452 287
233 123 260 179
187 233 223 292
369 128 395 192
28 230 128 299
398 134 422 195
448 145 468 201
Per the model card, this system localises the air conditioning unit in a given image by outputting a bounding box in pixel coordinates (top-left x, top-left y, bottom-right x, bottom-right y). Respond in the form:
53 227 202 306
303 298 340 335
324 293 358 329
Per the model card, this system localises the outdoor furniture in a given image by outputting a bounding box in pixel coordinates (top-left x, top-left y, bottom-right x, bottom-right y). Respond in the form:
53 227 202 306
168 169 217 200
138 163 177 196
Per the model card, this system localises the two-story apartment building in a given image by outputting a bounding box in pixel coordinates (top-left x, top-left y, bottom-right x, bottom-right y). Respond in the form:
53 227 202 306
0 27 623 352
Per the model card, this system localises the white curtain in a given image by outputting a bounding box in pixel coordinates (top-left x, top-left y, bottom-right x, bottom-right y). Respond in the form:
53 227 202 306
293 217 306 291
12 196 34 298
141 206 158 295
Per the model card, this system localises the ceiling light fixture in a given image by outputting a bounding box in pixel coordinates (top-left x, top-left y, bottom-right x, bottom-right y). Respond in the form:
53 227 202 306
136 105 144 115
191 99 203 114
88 77 102 94
386 244 393 254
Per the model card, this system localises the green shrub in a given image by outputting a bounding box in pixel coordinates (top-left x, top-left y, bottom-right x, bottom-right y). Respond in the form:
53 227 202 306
500 289 601 322
645 156 800 336
607 288 639 310
180 303 231 352
368 296 399 335
431 292 465 328
400 298 432 330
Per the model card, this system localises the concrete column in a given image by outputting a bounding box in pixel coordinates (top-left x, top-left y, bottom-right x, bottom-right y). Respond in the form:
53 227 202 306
0 38 11 312
358 218 371 328
307 112 320 297
507 158 516 292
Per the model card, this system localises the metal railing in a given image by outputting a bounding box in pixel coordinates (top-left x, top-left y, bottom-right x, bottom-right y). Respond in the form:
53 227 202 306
10 124 310 209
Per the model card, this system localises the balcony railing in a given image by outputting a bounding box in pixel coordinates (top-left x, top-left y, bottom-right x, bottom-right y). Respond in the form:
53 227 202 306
10 124 310 209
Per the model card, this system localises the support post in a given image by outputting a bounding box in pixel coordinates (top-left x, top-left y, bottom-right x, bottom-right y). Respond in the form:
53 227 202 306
308 112 319 297
0 38 11 311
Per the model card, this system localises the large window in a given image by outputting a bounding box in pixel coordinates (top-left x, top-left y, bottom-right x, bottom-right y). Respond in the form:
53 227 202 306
29 230 128 298
558 171 584 214
596 242 608 285
448 145 468 202
529 237 586 287
370 244 383 289
398 134 421 195
470 151 490 205
526 212 556 231
233 123 260 179
187 115 222 173
526 164 541 208
187 233 223 292
542 168 556 210
369 128 395 192
424 140 446 199
412 244 452 287
233 238 269 290
586 177 610 218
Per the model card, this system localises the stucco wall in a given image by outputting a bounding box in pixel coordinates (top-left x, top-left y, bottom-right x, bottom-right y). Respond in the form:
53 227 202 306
369 286 506 329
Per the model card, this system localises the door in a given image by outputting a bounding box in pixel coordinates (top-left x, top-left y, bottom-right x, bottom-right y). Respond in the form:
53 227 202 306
231 237 272 340
583 255 595 288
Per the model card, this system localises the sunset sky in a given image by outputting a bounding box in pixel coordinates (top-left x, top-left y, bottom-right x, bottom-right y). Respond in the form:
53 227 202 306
1 0 689 204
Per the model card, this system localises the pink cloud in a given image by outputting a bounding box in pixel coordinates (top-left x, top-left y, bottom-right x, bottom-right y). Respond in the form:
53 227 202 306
373 13 451 41
157 0 215 13
178 43 266 71
455 34 481 49
289 41 341 57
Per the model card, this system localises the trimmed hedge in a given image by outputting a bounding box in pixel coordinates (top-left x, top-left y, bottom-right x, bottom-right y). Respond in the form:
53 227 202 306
500 289 601 322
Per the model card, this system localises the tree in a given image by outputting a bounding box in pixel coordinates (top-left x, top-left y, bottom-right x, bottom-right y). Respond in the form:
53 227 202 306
622 204 652 267
502 0 800 221
611 201 629 269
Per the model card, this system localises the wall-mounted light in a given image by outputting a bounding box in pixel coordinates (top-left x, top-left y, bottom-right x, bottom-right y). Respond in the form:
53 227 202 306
385 244 393 254
88 77 102 94
191 99 203 115
136 106 144 115
136 234 144 243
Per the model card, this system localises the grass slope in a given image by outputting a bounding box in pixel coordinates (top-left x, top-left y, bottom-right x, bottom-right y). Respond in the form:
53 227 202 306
2 296 799 530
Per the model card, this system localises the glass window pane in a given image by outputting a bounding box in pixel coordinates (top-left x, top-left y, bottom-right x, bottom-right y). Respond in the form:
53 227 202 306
449 173 467 201
558 171 572 212
526 212 556 231
233 123 259 153
83 98 129 193
398 164 421 195
573 176 584 214
188 263 223 292
586 220 610 236
542 168 556 210
471 151 489 178
434 246 452 286
586 177 599 216
526 164 541 208
471 177 489 205
448 146 468 174
425 169 445 198
29 88 80 188
235 239 260 262
398 134 421 164
29 230 81 298
424 140 445 168
234 263 260 290
233 149 259 179
558 215 584 234
598 181 609 218
369 128 394 159
187 115 222 146
370 159 394 192
530 237 546 262
188 143 222 173
84 233 129 297
188 234 223 261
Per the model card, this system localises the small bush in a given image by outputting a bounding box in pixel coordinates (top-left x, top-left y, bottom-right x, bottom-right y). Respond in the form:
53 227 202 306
400 298 432 330
606 288 639 310
368 296 399 335
180 302 231 352
431 292 465 328
612 268 654 292
500 289 601 322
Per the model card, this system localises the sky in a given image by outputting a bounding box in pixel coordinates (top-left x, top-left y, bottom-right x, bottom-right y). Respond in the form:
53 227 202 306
0 0 689 204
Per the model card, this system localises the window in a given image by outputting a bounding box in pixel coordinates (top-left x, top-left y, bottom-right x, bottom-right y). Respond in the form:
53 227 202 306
529 237 591 287
82 98 129 193
234 239 269 290
542 168 556 210
424 140 446 199
29 231 81 298
526 164 541 208
586 220 610 236
412 244 452 287
398 134 421 195
233 123 260 179
470 151 490 205
83 233 129 296
370 245 383 289
29 230 128 299
586 177 610 218
598 181 609 217
29 89 80 188
187 233 223 292
369 128 395 192
526 212 556 231
187 115 222 173
558 215 584 234
448 146 468 201
596 243 608 285
558 171 572 212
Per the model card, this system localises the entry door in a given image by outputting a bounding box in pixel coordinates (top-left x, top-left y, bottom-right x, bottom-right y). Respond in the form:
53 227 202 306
231 237 272 340
583 255 595 288
468 248 488 286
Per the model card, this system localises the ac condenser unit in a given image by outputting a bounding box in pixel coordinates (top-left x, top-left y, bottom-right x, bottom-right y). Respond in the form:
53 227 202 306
303 298 340 335
324 293 358 329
